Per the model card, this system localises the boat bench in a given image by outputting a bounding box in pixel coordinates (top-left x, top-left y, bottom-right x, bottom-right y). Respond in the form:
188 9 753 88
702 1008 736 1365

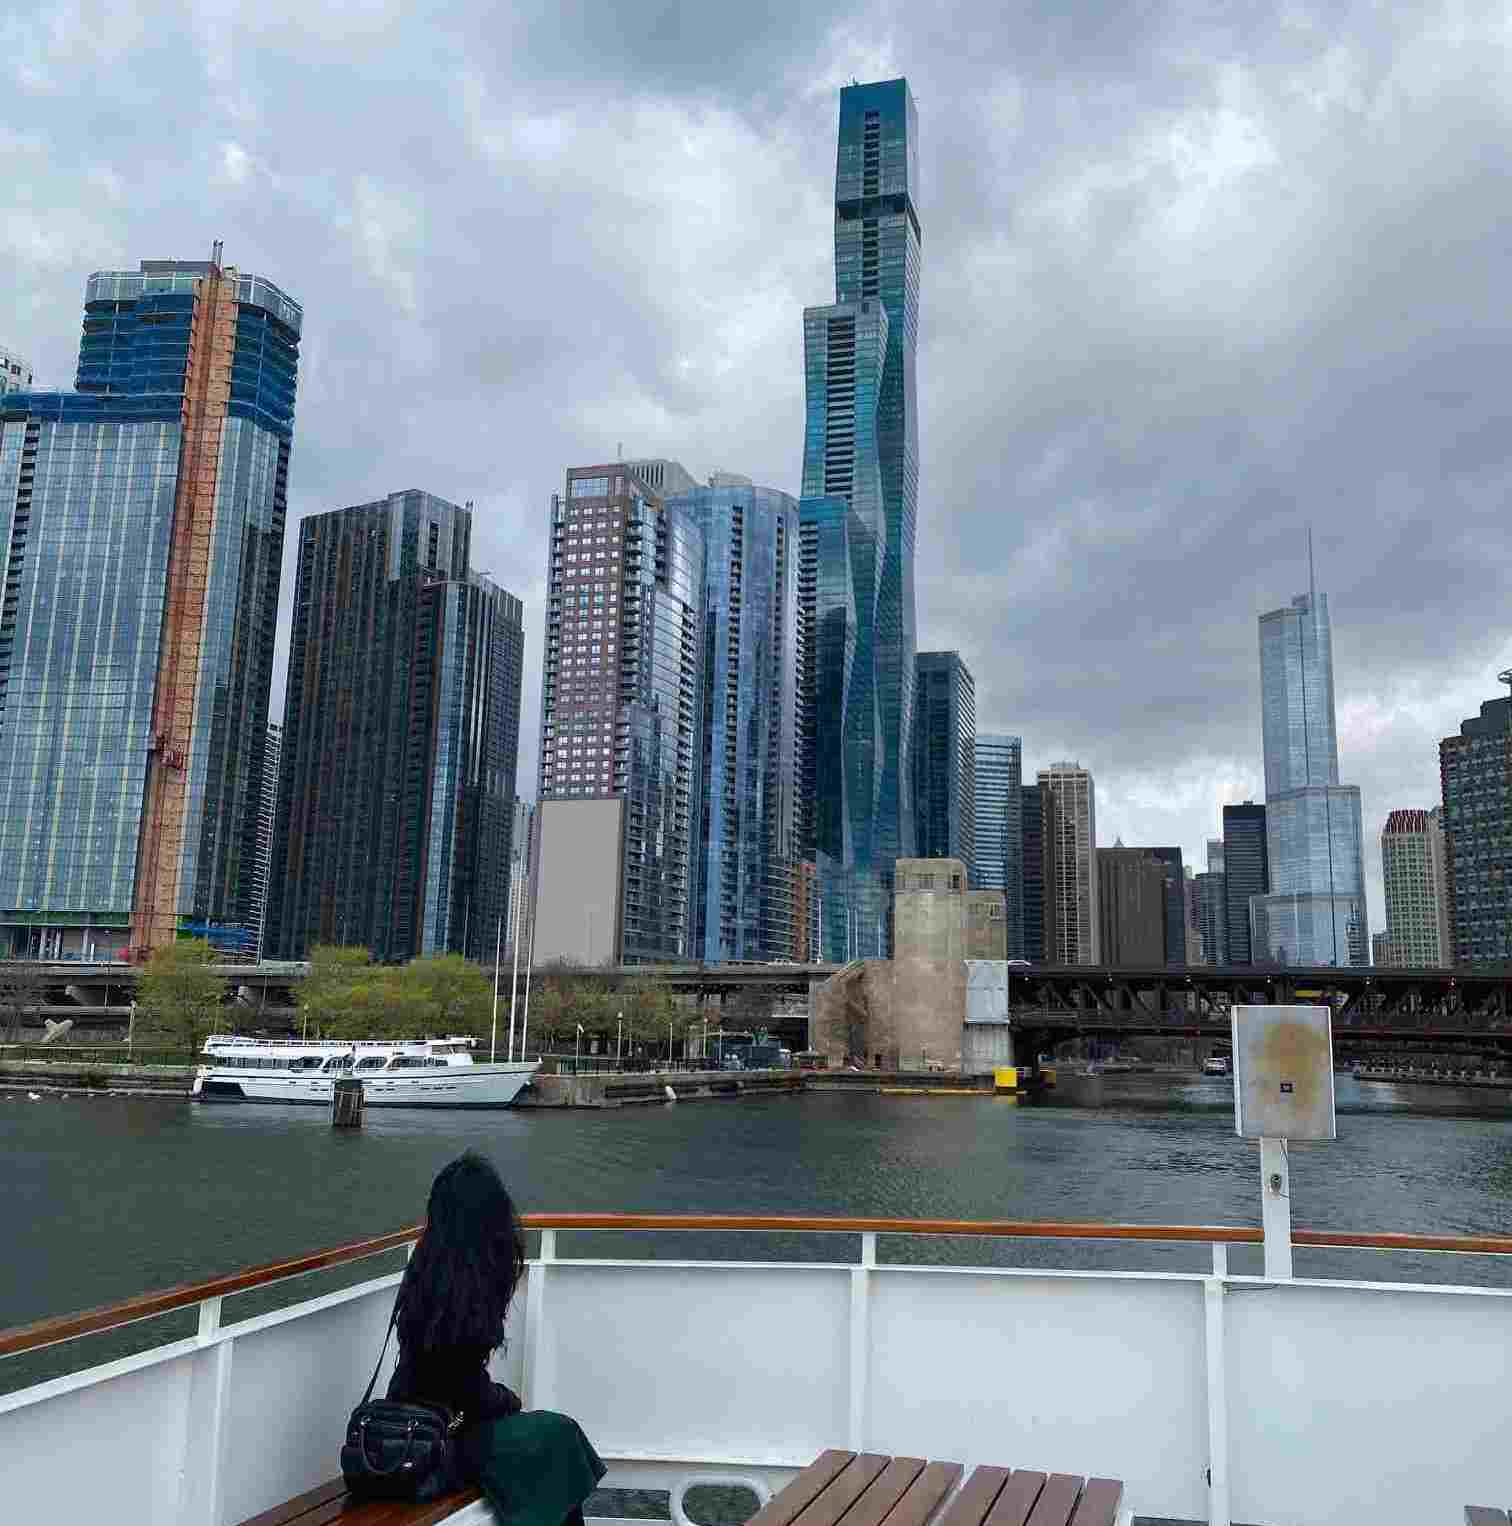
1467 1509 1512 1524
237 1447 1127 1526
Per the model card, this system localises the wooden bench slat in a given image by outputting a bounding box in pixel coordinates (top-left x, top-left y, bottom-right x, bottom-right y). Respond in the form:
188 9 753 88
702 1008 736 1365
867 1461 963 1526
237 1478 350 1526
1067 1479 1122 1526
347 1488 483 1525
1464 1510 1511 1526
793 1453 891 1526
984 1472 1046 1526
746 1450 858 1526
830 1455 926 1526
1023 1475 1084 1526
936 1465 1011 1526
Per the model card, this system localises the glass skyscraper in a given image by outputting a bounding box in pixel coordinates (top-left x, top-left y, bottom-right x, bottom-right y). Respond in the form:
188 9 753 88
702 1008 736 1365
800 77 921 956
671 480 800 962
1439 685 1512 966
1250 591 1366 966
0 257 299 960
973 735 1023 956
913 652 976 869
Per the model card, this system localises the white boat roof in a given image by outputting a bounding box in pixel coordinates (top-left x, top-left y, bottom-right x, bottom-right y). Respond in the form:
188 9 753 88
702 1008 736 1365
202 1034 477 1052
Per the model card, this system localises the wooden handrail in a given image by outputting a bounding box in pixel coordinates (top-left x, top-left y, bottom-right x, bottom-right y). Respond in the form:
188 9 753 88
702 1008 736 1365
5 1211 1512 1361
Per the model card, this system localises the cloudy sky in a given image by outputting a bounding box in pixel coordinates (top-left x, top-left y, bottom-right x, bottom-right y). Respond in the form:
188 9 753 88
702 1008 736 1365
9 0 1512 931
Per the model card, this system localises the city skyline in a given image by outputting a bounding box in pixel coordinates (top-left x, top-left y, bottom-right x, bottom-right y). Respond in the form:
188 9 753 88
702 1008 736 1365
10 21 1510 938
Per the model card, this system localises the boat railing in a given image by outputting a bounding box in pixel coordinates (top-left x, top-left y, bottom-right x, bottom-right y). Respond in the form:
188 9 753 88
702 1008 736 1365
6 1214 1512 1526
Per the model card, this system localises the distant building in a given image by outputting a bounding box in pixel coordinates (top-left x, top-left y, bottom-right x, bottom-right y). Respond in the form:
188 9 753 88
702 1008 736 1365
1207 839 1224 874
0 258 300 961
1195 870 1228 965
1440 682 1512 966
913 652 976 868
1250 589 1366 966
269 492 524 964
1145 846 1187 964
1038 762 1098 963
1371 931 1392 967
0 343 32 395
246 724 281 963
1097 846 1168 966
1222 802 1268 965
1183 867 1202 964
670 479 801 962
973 735 1023 956
533 461 705 966
1021 782 1046 962
1380 808 1450 967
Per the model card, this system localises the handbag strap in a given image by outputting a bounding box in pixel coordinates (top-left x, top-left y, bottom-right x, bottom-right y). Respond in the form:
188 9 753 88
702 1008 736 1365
360 1296 401 1407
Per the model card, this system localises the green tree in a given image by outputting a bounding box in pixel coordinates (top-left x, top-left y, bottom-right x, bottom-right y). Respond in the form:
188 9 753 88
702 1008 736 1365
302 944 372 1037
134 939 226 1061
401 954 493 1039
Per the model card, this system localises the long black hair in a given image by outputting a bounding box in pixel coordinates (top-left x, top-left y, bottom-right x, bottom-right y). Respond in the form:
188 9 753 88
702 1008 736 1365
397 1152 527 1354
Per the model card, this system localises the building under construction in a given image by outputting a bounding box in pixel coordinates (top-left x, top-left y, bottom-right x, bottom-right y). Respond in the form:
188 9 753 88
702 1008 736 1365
0 254 301 960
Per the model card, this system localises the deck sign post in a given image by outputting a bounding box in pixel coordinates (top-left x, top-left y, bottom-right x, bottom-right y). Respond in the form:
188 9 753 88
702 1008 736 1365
1231 1004 1336 1279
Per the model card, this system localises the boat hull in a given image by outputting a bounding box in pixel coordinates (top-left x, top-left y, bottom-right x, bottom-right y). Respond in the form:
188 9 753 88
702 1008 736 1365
194 1063 537 1108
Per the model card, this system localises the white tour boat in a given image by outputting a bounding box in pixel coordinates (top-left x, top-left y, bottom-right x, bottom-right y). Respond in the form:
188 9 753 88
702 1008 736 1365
191 1034 539 1108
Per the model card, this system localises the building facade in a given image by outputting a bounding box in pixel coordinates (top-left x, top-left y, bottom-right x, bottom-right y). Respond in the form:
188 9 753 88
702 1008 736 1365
1195 870 1228 965
268 492 523 964
1096 847 1169 966
246 724 281 962
0 257 299 961
913 652 976 868
671 480 800 963
532 462 705 966
0 344 32 395
1038 762 1098 964
1222 802 1268 965
1021 782 1046 962
1371 931 1392 967
973 735 1023 956
1250 591 1367 966
1144 846 1187 965
1380 807 1451 967
799 77 921 957
1440 685 1512 966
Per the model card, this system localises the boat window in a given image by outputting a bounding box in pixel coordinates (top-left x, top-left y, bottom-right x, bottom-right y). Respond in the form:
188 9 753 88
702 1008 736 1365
353 1056 388 1071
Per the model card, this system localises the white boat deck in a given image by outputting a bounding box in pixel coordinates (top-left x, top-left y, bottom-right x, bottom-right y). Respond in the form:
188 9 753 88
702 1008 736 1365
3 1215 1511 1526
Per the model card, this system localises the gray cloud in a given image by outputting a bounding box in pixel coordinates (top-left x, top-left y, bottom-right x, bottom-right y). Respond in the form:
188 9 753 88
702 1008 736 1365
8 0 1512 933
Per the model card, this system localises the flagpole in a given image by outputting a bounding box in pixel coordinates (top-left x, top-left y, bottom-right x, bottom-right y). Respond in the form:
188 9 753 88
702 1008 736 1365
520 876 537 1061
506 864 522 1061
490 913 502 1063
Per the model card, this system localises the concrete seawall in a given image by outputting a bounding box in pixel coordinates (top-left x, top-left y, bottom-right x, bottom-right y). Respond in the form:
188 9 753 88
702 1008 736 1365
519 1068 804 1108
0 1060 193 1097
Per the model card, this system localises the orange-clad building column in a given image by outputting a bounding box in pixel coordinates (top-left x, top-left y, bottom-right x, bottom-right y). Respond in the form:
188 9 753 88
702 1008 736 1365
129 263 238 957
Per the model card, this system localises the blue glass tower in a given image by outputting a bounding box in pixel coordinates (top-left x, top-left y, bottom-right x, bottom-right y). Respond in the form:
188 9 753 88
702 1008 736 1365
0 257 300 959
799 76 920 957
671 480 800 962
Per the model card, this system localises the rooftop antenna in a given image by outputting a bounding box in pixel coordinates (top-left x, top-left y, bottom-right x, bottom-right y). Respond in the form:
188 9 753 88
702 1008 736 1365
211 239 224 269
617 441 624 460
1307 525 1316 604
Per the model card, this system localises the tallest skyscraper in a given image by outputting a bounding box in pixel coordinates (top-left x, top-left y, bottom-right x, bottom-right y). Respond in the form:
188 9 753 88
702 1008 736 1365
799 78 921 959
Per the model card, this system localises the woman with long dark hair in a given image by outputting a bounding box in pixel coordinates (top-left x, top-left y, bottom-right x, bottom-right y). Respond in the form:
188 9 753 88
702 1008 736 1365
389 1152 604 1524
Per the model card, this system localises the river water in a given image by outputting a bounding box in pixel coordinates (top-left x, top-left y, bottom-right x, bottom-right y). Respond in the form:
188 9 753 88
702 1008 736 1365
5 1073 1512 1391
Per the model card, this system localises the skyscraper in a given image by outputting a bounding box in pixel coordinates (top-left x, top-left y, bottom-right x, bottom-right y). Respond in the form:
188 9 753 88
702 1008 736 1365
913 652 976 868
532 462 705 965
1145 846 1187 964
0 344 32 395
1250 590 1367 965
799 78 921 955
0 256 299 961
246 723 281 963
671 479 800 962
1097 846 1168 965
1021 782 1046 962
1195 871 1228 965
973 735 1023 955
1380 808 1451 967
1440 680 1512 966
268 492 523 963
1222 802 1267 965
1038 762 1098 964
1207 839 1224 874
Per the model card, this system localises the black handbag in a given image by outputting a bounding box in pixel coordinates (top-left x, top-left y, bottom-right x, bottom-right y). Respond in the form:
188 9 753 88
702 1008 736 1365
340 1305 465 1502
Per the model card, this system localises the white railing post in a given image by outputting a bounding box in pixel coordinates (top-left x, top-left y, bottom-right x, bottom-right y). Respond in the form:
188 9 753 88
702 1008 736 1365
178 1297 233 1526
523 1229 555 1410
1203 1246 1230 1526
847 1231 875 1448
1259 1138 1293 1279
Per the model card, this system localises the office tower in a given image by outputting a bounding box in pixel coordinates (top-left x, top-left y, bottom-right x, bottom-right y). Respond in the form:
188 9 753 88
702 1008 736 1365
0 256 299 962
1207 839 1224 874
533 462 705 965
0 345 32 395
1371 931 1392 967
670 479 800 962
1222 802 1267 964
246 724 281 962
1143 846 1187 964
799 78 921 955
1440 680 1512 965
1097 846 1168 965
1038 762 1098 963
973 735 1023 955
1183 868 1202 963
1020 783 1046 962
1380 808 1451 967
268 492 523 963
504 798 535 958
1195 871 1228 964
914 652 976 867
